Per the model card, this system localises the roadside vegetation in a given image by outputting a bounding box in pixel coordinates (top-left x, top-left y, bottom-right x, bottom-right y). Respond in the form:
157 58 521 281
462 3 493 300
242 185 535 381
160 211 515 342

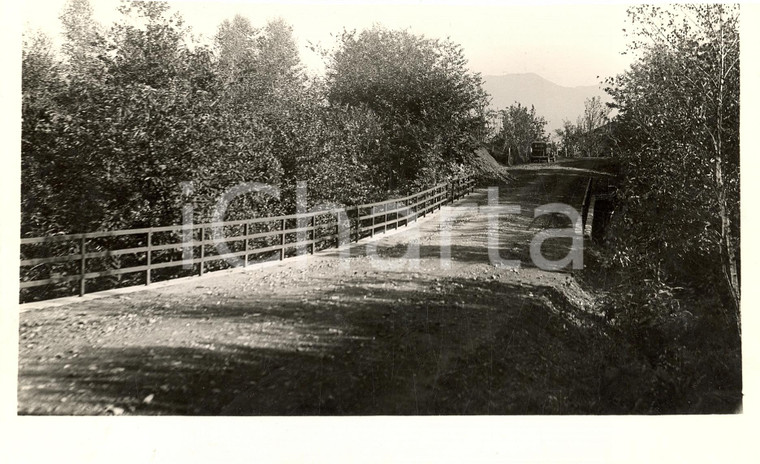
487 103 547 165
21 0 490 239
584 4 741 412
21 0 499 301
553 96 612 159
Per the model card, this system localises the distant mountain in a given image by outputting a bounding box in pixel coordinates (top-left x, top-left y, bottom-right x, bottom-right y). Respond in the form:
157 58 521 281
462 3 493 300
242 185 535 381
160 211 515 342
481 73 610 134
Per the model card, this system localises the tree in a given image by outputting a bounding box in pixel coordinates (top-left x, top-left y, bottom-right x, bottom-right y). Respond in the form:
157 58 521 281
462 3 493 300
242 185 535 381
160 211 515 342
553 97 611 159
21 30 66 235
215 16 303 103
215 14 258 87
213 14 309 204
490 103 547 165
107 0 190 89
325 26 489 190
256 18 303 91
554 119 580 158
21 1 285 235
22 2 491 242
573 97 612 157
59 0 104 77
579 96 610 157
100 2 283 225
605 4 740 324
579 96 609 134
287 100 387 207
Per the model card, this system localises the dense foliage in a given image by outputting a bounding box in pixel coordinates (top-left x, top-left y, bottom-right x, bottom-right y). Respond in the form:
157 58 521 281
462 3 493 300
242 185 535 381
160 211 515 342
554 97 612 158
605 4 739 322
21 1 488 238
585 5 742 411
23 2 284 235
325 27 490 190
488 103 547 165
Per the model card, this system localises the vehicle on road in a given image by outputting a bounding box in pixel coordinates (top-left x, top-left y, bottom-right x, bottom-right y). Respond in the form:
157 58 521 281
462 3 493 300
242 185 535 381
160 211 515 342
529 141 552 163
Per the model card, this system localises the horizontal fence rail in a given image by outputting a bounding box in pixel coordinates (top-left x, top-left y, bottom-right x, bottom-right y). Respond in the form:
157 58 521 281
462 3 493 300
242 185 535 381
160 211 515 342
20 177 475 302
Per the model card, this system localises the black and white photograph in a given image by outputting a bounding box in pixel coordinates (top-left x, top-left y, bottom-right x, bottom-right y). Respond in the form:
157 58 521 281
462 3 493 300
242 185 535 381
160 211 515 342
2 0 756 461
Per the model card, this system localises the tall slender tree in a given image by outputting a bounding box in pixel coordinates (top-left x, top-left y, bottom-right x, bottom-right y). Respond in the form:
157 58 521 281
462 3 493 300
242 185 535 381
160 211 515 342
606 4 740 324
59 0 103 77
215 14 258 90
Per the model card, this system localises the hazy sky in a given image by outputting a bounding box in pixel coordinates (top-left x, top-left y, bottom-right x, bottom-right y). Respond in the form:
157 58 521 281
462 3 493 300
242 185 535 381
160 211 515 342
23 0 636 88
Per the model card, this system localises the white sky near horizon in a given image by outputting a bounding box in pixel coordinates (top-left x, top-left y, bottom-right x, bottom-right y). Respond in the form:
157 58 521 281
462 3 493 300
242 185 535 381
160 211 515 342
22 0 637 88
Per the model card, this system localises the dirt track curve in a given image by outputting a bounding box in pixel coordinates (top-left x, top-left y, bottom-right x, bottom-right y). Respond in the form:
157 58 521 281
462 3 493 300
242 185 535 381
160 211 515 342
18 159 617 415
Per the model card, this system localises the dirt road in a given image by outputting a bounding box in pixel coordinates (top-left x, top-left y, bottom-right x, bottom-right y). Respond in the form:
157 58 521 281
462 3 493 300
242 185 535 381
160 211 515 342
18 159 617 415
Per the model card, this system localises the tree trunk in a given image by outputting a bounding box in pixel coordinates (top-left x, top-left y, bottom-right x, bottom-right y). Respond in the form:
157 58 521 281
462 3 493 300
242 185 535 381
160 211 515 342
715 158 741 332
713 24 741 333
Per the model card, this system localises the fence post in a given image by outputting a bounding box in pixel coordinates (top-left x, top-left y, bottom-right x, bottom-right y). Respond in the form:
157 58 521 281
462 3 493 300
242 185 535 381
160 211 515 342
310 215 315 254
243 222 249 267
352 207 357 242
354 206 360 242
383 207 387 234
199 226 205 276
581 177 594 232
280 219 285 260
335 216 340 248
79 236 86 296
146 230 152 285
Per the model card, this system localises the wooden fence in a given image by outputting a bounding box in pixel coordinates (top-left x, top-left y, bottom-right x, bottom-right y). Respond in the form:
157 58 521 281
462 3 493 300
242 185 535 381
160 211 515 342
20 177 475 302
